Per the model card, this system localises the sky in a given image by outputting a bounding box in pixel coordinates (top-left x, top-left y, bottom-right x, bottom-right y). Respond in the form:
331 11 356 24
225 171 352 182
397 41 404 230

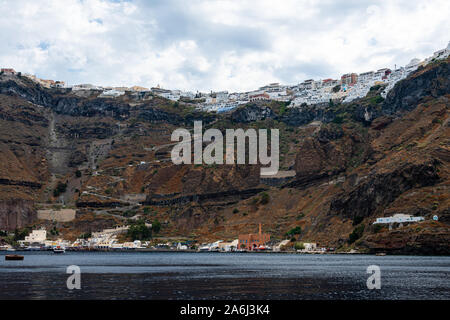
0 0 449 92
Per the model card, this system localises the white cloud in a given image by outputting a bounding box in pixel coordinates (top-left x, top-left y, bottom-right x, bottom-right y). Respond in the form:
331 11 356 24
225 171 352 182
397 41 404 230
0 0 448 92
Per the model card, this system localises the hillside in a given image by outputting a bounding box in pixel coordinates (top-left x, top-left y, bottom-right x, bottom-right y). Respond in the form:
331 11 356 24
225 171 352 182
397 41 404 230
0 58 449 254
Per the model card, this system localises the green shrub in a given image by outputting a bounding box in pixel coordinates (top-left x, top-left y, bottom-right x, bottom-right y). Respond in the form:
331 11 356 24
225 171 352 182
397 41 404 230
152 219 161 234
332 115 344 124
348 225 365 244
127 220 152 241
260 192 270 205
53 182 67 197
123 210 136 217
369 95 384 105
432 117 443 124
296 213 305 220
372 224 383 234
49 226 59 236
286 226 302 237
294 242 305 250
352 215 364 226
13 228 30 241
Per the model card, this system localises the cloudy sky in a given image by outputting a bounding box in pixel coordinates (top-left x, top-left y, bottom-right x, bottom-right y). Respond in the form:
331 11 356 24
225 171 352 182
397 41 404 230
0 0 448 92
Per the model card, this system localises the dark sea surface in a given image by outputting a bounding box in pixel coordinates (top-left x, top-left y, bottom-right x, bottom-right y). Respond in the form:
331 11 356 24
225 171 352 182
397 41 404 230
0 251 449 300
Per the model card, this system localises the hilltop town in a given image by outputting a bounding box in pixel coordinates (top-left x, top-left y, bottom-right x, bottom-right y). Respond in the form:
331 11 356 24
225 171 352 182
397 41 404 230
3 43 449 113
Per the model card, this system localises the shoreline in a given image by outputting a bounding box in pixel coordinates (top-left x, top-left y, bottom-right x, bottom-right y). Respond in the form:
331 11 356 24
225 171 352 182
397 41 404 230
2 249 447 256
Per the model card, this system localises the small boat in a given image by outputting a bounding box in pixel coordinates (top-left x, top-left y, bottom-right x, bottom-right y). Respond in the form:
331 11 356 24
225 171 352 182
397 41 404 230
5 255 24 261
53 246 65 254
25 246 42 251
376 252 386 256
6 248 16 252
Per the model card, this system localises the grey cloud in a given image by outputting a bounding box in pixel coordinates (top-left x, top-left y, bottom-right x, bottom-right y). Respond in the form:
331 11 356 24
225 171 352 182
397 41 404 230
0 0 447 92
273 60 339 84
135 0 270 54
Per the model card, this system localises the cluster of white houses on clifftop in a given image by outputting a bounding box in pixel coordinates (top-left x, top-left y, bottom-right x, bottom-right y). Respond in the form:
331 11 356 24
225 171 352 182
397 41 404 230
2 42 449 113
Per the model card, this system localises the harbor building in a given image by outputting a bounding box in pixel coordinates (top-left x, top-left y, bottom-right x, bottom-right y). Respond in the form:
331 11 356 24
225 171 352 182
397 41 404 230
24 229 47 244
238 224 270 250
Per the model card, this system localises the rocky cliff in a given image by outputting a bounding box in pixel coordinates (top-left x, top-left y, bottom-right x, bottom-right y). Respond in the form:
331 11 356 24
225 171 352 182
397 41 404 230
0 58 448 254
0 199 36 231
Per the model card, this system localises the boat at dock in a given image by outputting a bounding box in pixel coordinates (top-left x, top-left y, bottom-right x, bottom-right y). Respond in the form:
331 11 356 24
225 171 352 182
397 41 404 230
53 246 65 254
25 246 42 251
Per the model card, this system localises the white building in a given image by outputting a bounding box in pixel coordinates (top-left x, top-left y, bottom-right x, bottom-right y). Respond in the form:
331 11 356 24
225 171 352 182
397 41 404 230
405 58 421 73
100 89 125 98
373 214 424 224
249 93 270 102
176 242 188 250
358 71 374 83
24 229 47 243
302 242 317 252
180 91 195 99
432 42 450 60
215 91 229 102
72 84 101 91
218 239 238 252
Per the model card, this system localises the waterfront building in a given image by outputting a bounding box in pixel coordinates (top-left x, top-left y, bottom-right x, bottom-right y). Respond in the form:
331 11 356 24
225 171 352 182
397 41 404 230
272 239 290 251
238 224 270 251
24 229 47 244
218 239 238 252
302 243 317 252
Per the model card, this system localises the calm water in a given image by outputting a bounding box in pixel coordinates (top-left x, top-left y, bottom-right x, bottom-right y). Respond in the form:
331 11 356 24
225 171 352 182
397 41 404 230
0 252 449 300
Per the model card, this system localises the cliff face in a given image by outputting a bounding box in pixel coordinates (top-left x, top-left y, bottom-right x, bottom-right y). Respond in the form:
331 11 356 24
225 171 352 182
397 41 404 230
293 123 369 187
54 97 131 118
383 61 450 114
0 78 54 107
361 221 450 255
281 106 337 126
231 103 276 122
329 160 441 221
0 199 36 231
0 59 448 254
